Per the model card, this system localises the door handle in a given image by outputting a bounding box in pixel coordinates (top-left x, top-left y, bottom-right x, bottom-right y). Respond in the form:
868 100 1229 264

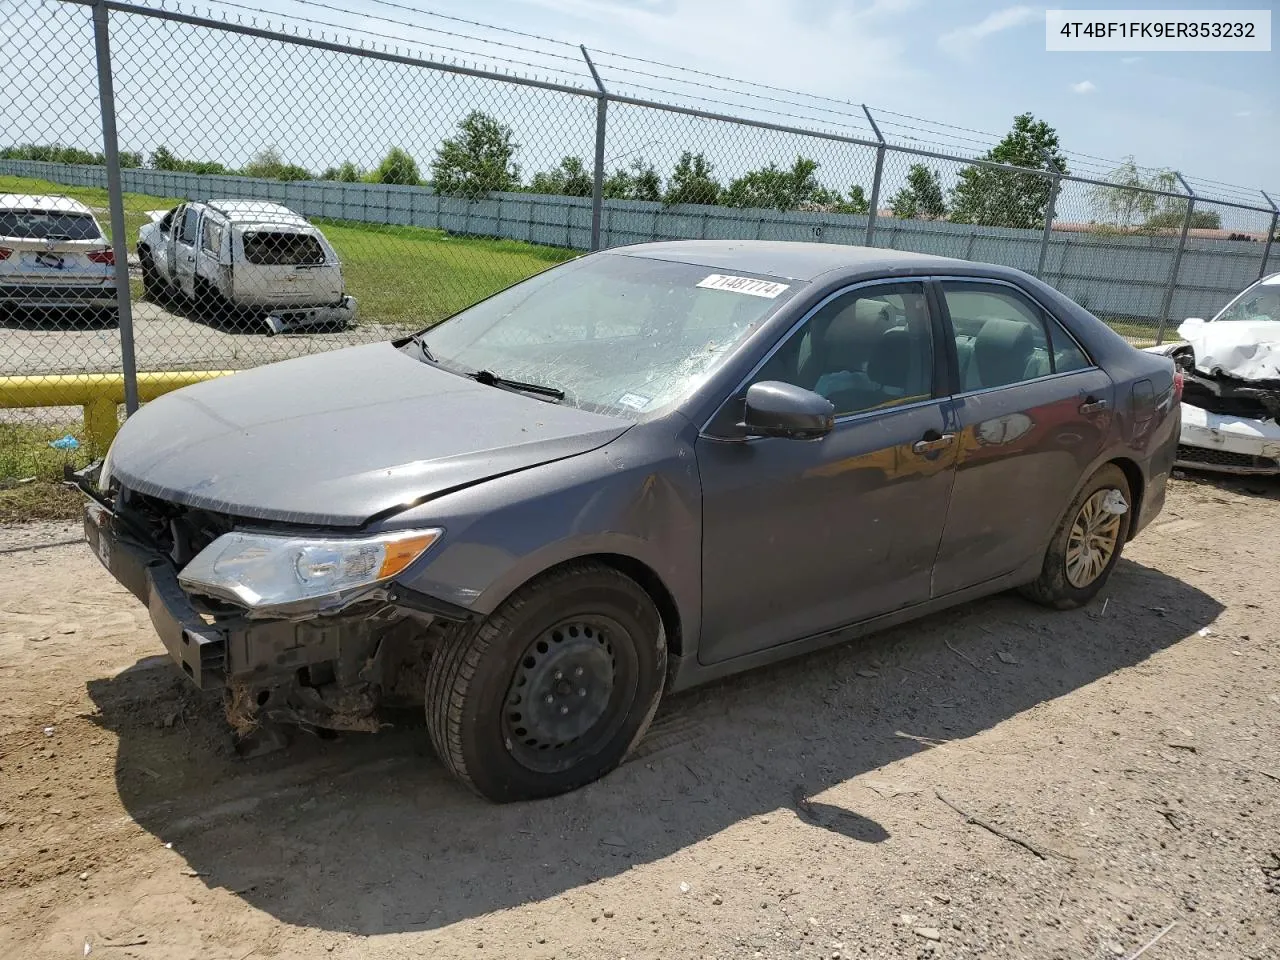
912 432 956 455
185 255 195 262
1079 397 1109 415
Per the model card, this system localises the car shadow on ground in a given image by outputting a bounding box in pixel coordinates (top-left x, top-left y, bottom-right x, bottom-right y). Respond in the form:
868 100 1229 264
85 558 1221 936
1175 468 1280 501
0 306 117 331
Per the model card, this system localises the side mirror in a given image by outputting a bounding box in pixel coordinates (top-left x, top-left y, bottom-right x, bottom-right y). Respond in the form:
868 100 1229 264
742 381 835 439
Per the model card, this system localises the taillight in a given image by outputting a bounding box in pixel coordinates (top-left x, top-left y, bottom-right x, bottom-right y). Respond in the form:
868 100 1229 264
0 247 12 260
1173 371 1184 404
87 248 115 265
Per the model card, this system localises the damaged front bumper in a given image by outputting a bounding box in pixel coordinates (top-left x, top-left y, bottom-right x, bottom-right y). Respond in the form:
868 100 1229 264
1176 403 1280 475
69 463 466 733
263 294 358 335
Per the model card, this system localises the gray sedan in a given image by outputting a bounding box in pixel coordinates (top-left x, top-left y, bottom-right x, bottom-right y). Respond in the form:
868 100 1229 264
74 241 1181 802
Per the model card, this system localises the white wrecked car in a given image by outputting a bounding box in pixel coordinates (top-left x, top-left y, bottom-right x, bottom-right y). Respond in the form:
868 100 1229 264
1147 272 1280 475
137 199 357 334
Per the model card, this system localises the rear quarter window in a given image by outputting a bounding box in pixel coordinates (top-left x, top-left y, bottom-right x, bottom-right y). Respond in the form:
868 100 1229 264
0 210 102 240
241 231 326 266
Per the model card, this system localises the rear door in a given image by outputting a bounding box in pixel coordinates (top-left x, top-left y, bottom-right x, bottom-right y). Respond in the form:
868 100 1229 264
930 278 1113 596
0 207 112 288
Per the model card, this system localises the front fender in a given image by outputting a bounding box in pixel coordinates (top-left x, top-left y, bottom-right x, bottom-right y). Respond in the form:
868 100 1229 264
379 423 703 653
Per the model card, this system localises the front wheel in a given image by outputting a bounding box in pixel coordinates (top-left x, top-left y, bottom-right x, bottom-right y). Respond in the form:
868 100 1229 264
424 562 666 802
1021 463 1132 609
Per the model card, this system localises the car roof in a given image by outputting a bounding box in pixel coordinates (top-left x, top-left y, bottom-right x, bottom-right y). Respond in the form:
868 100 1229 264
202 199 311 226
0 194 95 215
609 239 977 282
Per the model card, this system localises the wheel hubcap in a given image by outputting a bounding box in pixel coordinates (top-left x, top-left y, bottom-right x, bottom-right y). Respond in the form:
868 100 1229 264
503 619 617 767
1065 488 1124 588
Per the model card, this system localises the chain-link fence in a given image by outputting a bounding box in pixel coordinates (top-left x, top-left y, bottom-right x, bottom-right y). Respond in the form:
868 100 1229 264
2 0 1278 484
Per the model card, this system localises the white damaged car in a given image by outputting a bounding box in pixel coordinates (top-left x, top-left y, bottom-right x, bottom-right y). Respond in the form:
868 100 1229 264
138 199 357 335
1147 272 1280 475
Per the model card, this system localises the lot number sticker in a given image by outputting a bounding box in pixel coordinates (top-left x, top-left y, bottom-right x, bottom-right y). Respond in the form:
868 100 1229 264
697 274 790 298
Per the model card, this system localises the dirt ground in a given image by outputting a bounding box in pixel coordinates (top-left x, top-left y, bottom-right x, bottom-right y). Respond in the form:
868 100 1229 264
1 476 1277 960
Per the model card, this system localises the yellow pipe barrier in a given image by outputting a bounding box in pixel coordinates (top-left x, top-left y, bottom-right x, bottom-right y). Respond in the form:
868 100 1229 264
0 370 237 452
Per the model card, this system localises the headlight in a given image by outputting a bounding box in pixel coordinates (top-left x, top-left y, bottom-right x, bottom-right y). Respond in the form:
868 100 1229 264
178 528 442 610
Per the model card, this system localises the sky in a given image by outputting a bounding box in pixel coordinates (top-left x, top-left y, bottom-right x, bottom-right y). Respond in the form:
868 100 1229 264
1 0 1275 224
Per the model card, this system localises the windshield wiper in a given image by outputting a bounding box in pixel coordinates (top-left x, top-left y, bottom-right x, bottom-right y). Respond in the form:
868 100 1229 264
407 332 435 362
472 368 565 401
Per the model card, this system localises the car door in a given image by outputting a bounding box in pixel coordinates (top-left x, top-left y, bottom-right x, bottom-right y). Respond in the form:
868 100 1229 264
172 205 201 298
696 280 958 665
159 205 182 284
930 278 1113 596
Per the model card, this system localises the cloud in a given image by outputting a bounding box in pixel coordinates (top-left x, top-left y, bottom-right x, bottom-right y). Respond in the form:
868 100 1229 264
1071 80 1097 94
1235 110 1252 117
938 6 1040 59
1121 56 1142 64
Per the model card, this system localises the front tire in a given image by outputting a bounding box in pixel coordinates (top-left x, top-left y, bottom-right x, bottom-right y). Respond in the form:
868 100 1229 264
1021 464 1132 609
138 248 161 301
425 562 666 803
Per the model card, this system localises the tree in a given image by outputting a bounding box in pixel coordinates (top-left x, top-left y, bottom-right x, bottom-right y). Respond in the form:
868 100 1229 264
241 147 311 181
889 164 947 220
723 156 829 211
663 151 720 206
603 159 662 201
370 147 421 186
431 111 519 198
833 184 870 215
528 156 593 197
1145 208 1223 230
321 161 364 182
148 145 227 175
1088 157 1221 232
948 113 1067 229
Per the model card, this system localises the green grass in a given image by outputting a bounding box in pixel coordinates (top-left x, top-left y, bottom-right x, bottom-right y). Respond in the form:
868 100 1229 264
315 219 576 327
0 422 93 522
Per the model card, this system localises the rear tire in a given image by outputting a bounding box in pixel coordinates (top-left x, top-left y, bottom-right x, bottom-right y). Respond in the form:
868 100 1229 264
1021 464 1132 609
424 562 666 803
193 276 233 325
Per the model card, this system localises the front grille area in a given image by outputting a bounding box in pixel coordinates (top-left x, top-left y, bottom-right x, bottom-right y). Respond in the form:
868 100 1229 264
117 489 235 566
1177 444 1280 471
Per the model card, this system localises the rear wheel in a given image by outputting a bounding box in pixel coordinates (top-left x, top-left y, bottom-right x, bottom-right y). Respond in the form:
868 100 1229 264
193 276 233 325
1021 464 1132 609
424 562 666 803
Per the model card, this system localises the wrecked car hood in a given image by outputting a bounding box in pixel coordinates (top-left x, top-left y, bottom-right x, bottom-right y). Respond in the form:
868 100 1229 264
1177 318 1280 381
107 343 630 526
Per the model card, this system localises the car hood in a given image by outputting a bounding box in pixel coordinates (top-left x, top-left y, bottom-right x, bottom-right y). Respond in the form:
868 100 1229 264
108 342 631 526
1177 318 1280 381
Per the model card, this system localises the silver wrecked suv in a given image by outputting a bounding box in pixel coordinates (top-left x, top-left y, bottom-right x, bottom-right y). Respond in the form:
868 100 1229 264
0 194 117 323
137 199 357 334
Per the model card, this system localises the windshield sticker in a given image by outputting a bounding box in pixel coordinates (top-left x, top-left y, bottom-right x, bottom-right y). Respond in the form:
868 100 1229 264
617 392 652 411
697 274 790 298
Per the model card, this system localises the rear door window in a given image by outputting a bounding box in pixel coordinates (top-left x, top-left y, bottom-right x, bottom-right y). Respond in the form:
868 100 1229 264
0 210 102 240
241 231 326 266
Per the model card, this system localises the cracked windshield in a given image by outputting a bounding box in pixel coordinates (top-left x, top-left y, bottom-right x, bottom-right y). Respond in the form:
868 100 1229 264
422 253 797 415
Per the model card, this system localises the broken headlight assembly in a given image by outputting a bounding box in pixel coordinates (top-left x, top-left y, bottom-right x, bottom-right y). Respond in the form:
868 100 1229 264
178 528 442 611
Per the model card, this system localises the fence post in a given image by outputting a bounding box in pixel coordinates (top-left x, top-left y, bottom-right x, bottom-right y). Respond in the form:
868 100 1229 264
862 106 885 248
91 0 139 416
1155 172 1195 346
1036 148 1063 280
1260 190 1278 281
581 45 607 252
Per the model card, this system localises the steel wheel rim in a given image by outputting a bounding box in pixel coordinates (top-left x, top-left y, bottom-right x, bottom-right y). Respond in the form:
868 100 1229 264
1065 488 1123 588
501 615 630 774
